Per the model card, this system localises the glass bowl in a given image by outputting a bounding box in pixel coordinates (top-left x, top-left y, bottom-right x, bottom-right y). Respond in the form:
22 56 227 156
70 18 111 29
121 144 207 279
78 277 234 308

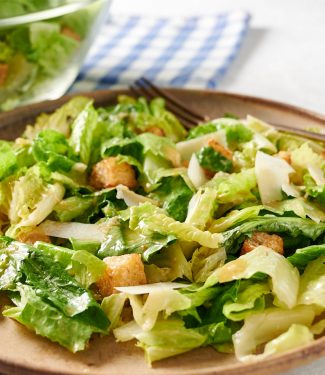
0 0 112 111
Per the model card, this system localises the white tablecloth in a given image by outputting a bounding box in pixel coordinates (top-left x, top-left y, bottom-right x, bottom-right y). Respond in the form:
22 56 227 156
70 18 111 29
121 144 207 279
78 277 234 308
112 0 325 116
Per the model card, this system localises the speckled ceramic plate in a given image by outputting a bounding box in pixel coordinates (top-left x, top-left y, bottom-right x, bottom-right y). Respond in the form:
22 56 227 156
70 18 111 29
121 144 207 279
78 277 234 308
0 89 325 375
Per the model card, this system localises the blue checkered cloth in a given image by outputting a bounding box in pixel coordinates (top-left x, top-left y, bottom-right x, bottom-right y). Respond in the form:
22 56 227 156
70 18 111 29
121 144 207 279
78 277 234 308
71 10 250 92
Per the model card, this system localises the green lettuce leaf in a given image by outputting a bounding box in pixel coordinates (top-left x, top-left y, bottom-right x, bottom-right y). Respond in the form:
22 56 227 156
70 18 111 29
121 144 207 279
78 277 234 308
97 217 176 262
206 246 300 309
221 216 325 254
24 97 93 139
7 166 65 234
185 187 218 230
298 256 325 308
190 246 226 283
232 306 315 362
207 168 257 205
0 141 17 181
69 102 99 165
29 21 79 76
129 203 223 248
3 284 96 352
149 175 193 222
288 244 325 270
32 129 78 172
196 146 233 173
187 118 252 145
222 282 270 321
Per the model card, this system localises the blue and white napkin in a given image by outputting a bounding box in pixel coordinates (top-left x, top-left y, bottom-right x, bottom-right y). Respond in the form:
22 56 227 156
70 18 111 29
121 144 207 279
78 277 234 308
72 10 250 92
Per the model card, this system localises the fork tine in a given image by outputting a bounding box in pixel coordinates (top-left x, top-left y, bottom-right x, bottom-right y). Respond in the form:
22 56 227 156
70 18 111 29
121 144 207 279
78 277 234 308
139 77 208 122
134 78 198 127
132 81 196 129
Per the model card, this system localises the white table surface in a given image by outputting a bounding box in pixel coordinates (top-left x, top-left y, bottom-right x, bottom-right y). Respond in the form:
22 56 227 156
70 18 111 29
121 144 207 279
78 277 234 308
111 0 325 116
110 1 325 375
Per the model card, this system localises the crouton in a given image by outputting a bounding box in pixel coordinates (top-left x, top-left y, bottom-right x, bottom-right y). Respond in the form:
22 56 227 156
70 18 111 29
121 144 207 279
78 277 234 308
90 157 137 190
0 63 8 86
146 126 165 137
17 229 51 245
96 254 147 297
276 151 291 164
240 232 284 256
61 27 81 41
207 139 233 160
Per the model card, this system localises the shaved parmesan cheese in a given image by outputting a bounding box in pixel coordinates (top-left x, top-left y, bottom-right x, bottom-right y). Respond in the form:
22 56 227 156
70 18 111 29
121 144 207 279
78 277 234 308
253 133 277 153
307 164 325 186
255 151 294 204
114 282 190 295
176 131 227 160
39 220 106 242
187 154 208 189
281 183 300 198
116 185 156 207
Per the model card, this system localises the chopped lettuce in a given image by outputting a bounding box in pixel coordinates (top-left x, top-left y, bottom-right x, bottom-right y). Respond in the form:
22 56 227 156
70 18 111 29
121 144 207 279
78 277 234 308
233 306 315 361
7 166 65 234
129 203 223 248
221 216 325 254
207 168 257 205
0 239 109 351
196 146 233 173
288 244 325 270
0 141 17 180
298 256 325 308
185 187 218 230
206 246 300 309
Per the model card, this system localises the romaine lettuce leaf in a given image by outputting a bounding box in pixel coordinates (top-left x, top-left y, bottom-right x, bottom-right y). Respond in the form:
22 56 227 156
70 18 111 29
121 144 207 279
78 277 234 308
69 102 99 165
149 175 193 222
185 187 218 230
221 216 325 254
207 168 257 205
222 282 270 321
29 21 79 76
24 97 92 139
7 166 65 234
288 244 325 270
0 141 17 181
3 284 96 352
209 205 264 233
32 129 78 172
298 256 325 308
291 143 324 176
113 319 206 363
187 118 252 145
97 217 176 262
232 306 315 362
129 203 223 248
196 146 232 173
206 246 300 309
190 246 226 283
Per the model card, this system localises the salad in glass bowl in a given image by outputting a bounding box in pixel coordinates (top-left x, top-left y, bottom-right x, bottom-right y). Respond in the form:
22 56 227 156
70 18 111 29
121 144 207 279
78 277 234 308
0 0 111 111
0 95 324 364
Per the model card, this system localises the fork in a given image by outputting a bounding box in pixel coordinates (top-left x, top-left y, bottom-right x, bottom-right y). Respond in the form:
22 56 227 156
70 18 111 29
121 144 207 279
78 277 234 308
130 77 325 142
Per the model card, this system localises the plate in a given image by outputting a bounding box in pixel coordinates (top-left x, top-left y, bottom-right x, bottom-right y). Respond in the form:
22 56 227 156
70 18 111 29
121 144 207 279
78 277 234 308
0 88 325 375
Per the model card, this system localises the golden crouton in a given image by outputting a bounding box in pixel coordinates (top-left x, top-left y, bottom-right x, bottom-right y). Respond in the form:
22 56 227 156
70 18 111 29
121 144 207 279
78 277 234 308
276 151 291 164
240 232 284 256
146 126 165 137
90 157 137 190
207 139 233 160
61 27 81 41
17 229 51 245
0 63 8 86
96 254 147 297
